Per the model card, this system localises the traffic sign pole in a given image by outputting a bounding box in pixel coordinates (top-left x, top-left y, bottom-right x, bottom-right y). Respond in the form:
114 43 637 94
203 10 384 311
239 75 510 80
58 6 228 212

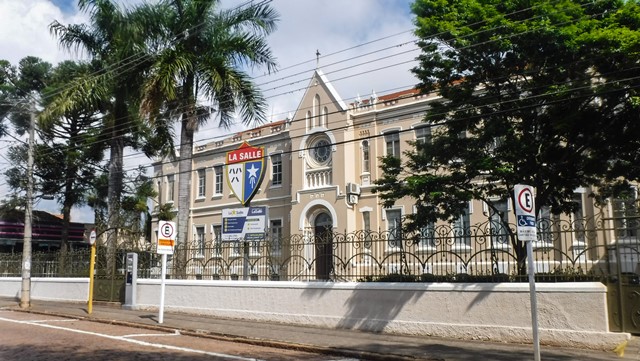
155 220 176 324
87 243 96 314
527 239 541 361
87 229 97 314
514 184 541 361
158 253 167 324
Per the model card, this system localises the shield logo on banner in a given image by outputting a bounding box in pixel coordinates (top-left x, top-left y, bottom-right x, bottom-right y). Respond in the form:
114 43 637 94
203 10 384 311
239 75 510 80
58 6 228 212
226 141 266 206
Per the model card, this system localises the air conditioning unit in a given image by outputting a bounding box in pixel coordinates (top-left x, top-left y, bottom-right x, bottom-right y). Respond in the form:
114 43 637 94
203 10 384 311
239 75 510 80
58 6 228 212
346 182 361 195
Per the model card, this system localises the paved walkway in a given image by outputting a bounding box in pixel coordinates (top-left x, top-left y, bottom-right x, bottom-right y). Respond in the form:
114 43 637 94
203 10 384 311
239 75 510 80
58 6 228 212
0 297 634 360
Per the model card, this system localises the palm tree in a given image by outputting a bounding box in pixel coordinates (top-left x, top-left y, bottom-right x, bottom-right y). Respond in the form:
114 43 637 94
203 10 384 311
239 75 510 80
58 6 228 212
139 0 278 248
49 0 151 249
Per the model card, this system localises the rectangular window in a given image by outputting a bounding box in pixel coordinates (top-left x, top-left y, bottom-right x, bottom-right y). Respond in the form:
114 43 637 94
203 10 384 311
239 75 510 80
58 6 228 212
452 206 471 246
214 166 223 194
572 193 585 243
613 187 639 239
415 126 431 146
167 175 175 202
419 222 435 247
385 132 401 158
271 154 282 186
195 226 205 256
212 225 222 255
537 206 553 243
489 199 509 246
270 219 283 253
386 209 402 247
197 169 206 198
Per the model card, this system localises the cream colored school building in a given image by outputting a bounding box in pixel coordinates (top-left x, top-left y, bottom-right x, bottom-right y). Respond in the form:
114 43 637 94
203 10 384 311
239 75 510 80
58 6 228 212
151 69 637 278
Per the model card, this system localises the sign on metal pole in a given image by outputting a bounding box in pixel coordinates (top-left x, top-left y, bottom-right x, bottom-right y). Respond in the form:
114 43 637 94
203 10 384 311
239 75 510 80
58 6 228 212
157 221 176 255
514 184 541 361
156 220 176 324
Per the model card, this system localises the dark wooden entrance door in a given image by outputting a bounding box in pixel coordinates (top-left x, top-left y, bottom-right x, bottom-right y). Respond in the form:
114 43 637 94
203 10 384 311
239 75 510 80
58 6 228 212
314 213 333 281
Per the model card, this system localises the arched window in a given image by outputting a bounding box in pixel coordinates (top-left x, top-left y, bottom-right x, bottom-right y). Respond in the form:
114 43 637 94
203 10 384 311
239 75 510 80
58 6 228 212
306 110 312 130
321 106 328 127
313 94 321 128
362 140 370 173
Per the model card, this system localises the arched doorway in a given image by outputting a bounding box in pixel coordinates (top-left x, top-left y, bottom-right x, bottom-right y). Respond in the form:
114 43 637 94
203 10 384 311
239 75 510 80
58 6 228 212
314 212 333 280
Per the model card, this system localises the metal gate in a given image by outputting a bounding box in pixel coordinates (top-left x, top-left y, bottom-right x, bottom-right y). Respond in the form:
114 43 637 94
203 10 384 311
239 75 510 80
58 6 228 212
92 247 126 303
607 243 640 334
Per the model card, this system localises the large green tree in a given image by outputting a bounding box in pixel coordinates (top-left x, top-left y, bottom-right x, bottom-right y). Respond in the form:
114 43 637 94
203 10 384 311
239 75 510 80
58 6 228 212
0 56 52 136
2 59 105 254
138 0 278 247
49 0 152 248
375 0 640 272
38 61 106 253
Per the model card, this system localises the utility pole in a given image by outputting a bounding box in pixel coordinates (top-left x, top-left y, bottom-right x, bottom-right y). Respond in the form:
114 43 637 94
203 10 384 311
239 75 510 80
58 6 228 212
20 99 35 309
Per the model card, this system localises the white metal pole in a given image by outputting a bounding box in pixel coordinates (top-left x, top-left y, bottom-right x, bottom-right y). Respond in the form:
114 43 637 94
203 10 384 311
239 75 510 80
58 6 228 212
527 240 541 361
20 100 35 309
158 253 167 324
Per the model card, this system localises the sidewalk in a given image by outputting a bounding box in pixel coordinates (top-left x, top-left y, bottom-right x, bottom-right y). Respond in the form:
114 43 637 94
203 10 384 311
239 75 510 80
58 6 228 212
0 297 633 361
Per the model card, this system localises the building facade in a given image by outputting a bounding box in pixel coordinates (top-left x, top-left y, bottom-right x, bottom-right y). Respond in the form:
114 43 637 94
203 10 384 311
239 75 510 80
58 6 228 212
152 69 638 280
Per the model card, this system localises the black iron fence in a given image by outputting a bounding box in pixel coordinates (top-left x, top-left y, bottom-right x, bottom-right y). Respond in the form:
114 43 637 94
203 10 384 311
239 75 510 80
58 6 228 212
1 215 638 283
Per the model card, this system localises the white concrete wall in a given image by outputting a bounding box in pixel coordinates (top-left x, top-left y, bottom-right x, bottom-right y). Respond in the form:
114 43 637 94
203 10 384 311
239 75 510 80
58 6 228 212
0 277 88 302
136 280 627 350
0 277 628 349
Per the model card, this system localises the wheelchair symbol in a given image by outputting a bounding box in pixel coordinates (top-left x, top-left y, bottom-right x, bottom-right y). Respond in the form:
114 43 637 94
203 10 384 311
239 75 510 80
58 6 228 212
517 215 535 227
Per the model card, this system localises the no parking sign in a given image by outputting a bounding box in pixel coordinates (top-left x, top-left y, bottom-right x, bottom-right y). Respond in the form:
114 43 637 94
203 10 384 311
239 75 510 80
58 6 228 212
157 221 176 254
514 184 537 241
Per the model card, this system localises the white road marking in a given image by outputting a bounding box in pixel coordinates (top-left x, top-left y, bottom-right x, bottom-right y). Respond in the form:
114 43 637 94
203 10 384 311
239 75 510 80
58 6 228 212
0 315 262 361
30 319 79 323
122 330 181 338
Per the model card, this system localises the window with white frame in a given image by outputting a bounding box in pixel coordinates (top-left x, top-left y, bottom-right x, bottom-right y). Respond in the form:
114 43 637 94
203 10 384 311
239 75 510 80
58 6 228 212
386 209 402 248
270 219 282 253
271 154 282 186
195 226 205 256
452 206 471 246
613 187 639 239
419 221 436 248
488 199 509 247
572 192 586 243
361 140 370 173
212 225 222 255
536 206 553 244
414 126 431 154
385 132 401 158
167 175 175 202
214 166 223 195
197 169 206 198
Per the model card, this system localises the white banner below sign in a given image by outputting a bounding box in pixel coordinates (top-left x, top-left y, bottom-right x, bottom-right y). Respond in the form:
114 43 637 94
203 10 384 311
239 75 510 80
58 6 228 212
221 207 268 242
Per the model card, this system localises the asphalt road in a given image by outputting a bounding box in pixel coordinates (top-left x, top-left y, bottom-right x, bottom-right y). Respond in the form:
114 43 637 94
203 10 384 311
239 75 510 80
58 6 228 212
0 310 357 361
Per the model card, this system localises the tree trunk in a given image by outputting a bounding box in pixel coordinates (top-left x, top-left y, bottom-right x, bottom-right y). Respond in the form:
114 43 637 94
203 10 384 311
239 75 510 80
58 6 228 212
106 98 126 273
176 115 194 278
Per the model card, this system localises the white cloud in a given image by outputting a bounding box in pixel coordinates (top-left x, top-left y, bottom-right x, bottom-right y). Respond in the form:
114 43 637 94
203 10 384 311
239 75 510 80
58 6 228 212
0 0 88 65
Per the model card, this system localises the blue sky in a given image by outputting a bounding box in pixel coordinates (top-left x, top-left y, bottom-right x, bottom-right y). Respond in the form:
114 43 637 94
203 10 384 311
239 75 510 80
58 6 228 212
50 0 76 13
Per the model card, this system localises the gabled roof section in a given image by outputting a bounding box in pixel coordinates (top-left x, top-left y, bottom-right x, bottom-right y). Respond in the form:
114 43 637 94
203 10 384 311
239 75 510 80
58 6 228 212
316 69 348 111
292 69 347 122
